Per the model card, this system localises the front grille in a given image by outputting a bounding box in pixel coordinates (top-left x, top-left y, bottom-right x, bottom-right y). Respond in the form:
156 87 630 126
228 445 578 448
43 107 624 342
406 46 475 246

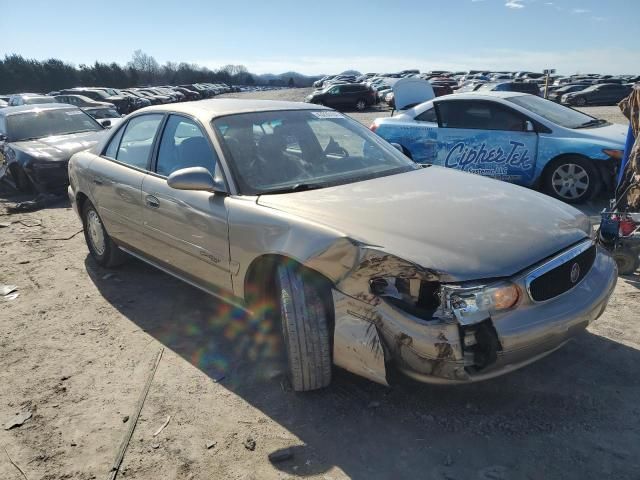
528 243 596 302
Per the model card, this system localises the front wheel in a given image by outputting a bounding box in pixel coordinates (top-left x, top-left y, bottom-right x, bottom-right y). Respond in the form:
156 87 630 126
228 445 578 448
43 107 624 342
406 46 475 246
543 157 599 204
276 264 332 391
82 201 126 268
612 248 639 275
575 97 587 107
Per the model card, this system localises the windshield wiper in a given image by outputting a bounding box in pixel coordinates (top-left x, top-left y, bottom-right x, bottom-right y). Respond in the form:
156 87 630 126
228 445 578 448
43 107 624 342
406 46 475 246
575 119 606 129
260 183 326 195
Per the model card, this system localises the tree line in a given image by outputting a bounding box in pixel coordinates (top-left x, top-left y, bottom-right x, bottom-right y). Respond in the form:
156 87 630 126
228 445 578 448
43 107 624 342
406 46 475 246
0 50 318 94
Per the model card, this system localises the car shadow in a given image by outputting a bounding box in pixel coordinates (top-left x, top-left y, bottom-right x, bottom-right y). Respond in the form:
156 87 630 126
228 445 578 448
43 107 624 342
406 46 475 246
85 255 640 479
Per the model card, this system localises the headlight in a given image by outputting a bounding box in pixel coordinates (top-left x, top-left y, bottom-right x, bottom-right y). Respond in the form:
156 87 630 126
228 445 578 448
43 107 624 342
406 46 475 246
443 282 520 324
602 148 623 160
370 277 519 323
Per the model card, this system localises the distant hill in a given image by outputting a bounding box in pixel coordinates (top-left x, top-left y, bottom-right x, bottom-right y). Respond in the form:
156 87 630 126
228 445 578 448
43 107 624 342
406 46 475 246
254 71 324 87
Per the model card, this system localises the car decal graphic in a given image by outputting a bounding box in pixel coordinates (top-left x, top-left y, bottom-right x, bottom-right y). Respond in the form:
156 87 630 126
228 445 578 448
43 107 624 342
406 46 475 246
445 141 532 170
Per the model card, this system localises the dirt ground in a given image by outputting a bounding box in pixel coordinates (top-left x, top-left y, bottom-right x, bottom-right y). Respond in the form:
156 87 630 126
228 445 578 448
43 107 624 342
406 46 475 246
1 89 639 480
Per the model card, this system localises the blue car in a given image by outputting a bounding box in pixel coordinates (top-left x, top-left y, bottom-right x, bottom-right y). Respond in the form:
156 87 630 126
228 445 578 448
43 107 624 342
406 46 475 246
371 92 627 203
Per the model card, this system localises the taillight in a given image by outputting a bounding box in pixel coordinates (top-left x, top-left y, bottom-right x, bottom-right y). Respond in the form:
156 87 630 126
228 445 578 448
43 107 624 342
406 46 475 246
369 123 378 132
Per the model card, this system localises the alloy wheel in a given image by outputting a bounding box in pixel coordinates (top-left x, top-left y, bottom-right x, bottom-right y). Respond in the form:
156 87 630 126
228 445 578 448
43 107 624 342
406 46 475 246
551 163 590 201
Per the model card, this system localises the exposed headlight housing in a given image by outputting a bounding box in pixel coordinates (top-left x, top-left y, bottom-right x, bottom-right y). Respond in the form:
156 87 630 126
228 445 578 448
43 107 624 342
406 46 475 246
443 282 520 325
370 277 519 324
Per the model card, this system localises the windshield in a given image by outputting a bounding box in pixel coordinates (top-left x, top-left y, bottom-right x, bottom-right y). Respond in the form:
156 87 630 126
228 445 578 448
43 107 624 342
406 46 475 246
505 95 598 129
7 108 102 141
212 110 418 195
85 108 120 119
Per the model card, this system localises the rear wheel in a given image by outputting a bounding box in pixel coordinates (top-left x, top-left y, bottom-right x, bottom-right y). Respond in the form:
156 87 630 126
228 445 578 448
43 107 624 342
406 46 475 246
612 248 639 275
355 99 367 111
543 156 599 204
276 263 332 391
81 201 126 268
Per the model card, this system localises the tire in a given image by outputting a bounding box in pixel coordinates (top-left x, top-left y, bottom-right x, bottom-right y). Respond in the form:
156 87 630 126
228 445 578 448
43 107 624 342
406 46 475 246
9 164 33 193
543 156 600 204
276 263 332 391
81 201 126 268
612 248 639 275
355 99 367 111
575 96 587 107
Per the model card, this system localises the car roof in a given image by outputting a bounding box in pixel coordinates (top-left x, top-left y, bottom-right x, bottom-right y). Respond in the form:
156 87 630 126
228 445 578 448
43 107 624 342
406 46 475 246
135 98 330 119
0 103 76 117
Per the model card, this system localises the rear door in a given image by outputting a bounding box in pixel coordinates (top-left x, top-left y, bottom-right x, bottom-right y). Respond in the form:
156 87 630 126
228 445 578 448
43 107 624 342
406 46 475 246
90 113 164 250
140 114 233 292
434 99 539 186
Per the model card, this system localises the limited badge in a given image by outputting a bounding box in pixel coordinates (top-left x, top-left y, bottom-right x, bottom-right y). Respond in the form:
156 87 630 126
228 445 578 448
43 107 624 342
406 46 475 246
570 263 580 283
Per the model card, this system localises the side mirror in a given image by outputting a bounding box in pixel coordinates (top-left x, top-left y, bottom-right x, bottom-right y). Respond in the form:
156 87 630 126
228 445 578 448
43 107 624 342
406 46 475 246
524 120 535 132
390 142 404 153
167 167 226 194
0 133 7 143
99 119 111 128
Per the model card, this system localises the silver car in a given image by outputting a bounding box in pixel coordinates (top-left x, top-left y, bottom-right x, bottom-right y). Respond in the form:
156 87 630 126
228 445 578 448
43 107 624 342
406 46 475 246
68 99 617 391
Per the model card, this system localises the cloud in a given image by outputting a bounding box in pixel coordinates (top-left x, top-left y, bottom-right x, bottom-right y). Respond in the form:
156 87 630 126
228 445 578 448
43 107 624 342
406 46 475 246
505 0 525 8
572 8 590 14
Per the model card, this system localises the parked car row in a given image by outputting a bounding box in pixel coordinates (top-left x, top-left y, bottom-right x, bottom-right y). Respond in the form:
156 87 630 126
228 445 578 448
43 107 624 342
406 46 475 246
314 70 639 109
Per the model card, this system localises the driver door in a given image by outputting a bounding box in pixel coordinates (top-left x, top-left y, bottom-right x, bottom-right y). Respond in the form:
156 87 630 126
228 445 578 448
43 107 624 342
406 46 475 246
323 85 343 108
140 114 233 293
434 100 538 186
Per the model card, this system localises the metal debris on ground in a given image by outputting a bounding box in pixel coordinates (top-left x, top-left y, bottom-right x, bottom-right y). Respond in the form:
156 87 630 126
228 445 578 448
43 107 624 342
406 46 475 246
0 222 10 228
7 193 65 213
4 409 33 430
0 284 17 296
268 448 293 463
243 437 256 451
206 441 217 450
153 415 171 437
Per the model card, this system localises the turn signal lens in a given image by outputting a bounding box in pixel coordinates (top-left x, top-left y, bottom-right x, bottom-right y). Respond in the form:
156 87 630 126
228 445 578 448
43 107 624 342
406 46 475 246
603 149 623 160
482 283 520 310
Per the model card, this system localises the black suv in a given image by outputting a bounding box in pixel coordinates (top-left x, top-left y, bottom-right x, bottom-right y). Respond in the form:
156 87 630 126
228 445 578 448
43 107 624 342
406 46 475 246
305 83 376 111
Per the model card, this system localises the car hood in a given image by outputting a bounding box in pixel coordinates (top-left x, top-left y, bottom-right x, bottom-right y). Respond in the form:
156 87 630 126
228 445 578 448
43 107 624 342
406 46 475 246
12 130 105 162
257 167 590 282
392 78 434 110
574 122 627 144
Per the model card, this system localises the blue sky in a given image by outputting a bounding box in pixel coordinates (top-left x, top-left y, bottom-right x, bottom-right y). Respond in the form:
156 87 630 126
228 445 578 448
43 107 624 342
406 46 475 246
1 0 637 75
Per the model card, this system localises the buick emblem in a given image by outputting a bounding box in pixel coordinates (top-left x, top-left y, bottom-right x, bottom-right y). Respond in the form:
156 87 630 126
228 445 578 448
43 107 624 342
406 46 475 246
570 263 580 283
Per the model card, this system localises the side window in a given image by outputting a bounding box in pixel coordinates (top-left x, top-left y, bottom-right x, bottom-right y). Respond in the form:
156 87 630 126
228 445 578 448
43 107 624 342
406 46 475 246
156 115 218 176
415 106 437 123
438 101 525 131
104 125 126 159
113 114 163 169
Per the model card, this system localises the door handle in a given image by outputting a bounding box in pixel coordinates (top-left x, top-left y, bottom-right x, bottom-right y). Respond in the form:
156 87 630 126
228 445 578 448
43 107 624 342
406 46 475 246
145 195 160 208
92 177 104 185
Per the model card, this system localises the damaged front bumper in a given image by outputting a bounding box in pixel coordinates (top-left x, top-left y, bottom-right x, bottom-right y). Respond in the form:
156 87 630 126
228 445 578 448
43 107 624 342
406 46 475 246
332 242 617 385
